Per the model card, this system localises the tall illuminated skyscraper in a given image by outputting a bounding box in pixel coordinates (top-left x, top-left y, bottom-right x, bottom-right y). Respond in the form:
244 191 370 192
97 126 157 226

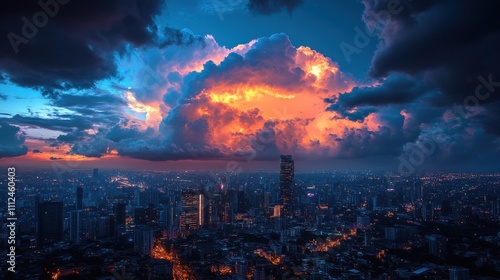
180 189 205 237
279 155 294 217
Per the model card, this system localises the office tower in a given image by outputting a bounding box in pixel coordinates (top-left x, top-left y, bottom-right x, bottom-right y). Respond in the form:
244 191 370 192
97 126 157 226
114 202 126 237
492 200 500 220
76 186 83 210
93 168 99 179
139 189 159 207
428 234 447 259
180 189 201 237
279 155 295 217
384 227 397 240
356 216 371 229
37 201 63 246
34 195 40 239
116 202 126 226
98 216 111 238
163 203 175 238
234 260 248 276
199 192 206 226
134 226 155 257
134 207 149 225
364 231 372 247
450 267 470 280
69 210 82 244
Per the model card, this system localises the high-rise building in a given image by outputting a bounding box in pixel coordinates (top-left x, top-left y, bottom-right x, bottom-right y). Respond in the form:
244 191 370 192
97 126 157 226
450 267 470 280
69 210 82 244
180 189 202 237
279 155 294 217
76 186 83 210
98 216 111 238
384 227 397 240
134 226 155 257
491 200 500 220
139 189 159 207
115 202 127 236
37 201 63 246
428 234 447 259
116 202 126 226
356 215 371 229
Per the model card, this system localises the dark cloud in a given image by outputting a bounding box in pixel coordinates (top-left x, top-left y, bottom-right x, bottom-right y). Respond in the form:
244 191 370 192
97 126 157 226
364 0 500 103
0 0 173 97
248 0 304 15
49 157 63 160
160 28 206 47
32 149 42 153
0 93 7 100
322 0 500 168
0 122 28 158
326 75 435 121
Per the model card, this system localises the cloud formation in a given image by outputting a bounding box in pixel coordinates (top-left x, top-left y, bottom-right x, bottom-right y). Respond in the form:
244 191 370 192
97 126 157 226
0 122 28 158
0 0 201 97
329 0 500 167
61 33 405 161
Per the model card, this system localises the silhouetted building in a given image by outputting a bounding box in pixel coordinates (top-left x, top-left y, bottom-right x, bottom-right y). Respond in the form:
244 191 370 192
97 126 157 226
139 189 159 207
116 202 126 226
428 234 447 259
134 226 155 257
37 201 63 246
69 210 82 244
93 168 99 179
356 216 370 229
115 202 127 236
450 267 469 280
76 186 83 210
279 155 295 217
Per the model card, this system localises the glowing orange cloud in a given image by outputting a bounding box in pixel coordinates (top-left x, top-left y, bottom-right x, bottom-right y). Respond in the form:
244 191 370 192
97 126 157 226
117 34 386 160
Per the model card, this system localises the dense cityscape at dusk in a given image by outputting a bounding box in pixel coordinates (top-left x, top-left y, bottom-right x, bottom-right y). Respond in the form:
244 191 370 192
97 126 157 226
1 0 500 279
0 164 500 279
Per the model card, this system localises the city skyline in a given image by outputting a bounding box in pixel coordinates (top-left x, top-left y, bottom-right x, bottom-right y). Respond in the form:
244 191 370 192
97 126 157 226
0 0 499 172
2 165 499 279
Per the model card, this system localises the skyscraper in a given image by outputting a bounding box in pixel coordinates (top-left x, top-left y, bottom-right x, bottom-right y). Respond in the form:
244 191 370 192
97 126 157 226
37 201 63 246
92 168 99 180
428 234 447 259
279 155 294 217
139 189 159 207
115 202 126 224
180 189 203 237
69 210 82 244
115 202 127 236
450 267 470 280
76 186 83 210
134 226 155 257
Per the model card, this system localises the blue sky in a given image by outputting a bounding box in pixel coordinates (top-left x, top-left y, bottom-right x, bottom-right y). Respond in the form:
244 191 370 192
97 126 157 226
0 0 499 172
